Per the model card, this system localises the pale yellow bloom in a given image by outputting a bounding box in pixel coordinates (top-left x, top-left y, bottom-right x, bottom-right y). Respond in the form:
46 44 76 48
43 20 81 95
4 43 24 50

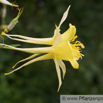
0 0 18 7
1 5 84 91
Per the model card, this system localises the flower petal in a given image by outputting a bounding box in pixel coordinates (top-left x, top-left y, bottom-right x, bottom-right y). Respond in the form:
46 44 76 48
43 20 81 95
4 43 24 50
57 59 66 79
53 25 62 47
61 23 76 41
59 5 71 28
69 59 79 69
53 55 62 92
54 41 73 61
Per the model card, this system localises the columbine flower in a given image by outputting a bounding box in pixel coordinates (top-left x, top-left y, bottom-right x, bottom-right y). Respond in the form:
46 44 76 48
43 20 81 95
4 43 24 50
1 5 84 91
0 0 18 7
4 8 24 33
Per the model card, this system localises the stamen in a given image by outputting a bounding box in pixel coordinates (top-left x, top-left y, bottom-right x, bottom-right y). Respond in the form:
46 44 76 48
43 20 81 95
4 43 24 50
81 44 85 48
74 44 84 48
76 47 80 50
77 41 85 48
75 41 78 44
81 54 84 56
72 35 78 42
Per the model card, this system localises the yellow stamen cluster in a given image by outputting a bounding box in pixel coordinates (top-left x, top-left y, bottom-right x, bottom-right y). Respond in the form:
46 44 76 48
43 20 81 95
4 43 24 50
71 35 84 60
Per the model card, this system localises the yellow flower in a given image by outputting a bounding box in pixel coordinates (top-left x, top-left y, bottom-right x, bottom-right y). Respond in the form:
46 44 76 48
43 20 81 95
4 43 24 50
0 0 18 7
1 5 84 91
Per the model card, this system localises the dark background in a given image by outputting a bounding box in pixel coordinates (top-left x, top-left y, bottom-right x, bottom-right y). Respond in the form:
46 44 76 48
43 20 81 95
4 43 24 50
0 0 103 103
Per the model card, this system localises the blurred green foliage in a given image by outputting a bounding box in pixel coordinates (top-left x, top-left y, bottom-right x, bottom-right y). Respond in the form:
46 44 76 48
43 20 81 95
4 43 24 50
0 0 103 103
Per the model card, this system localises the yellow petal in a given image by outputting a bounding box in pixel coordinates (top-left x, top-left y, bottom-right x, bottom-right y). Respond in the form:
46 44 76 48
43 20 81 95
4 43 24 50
53 55 62 92
61 23 76 42
57 59 66 79
54 41 73 61
53 25 62 47
69 59 79 69
59 5 71 28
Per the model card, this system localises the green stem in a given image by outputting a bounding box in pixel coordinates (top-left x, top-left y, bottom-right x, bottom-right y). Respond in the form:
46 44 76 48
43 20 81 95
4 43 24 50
2 5 6 25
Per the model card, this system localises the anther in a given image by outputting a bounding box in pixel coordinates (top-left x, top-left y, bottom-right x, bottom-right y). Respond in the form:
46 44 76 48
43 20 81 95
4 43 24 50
72 35 78 42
